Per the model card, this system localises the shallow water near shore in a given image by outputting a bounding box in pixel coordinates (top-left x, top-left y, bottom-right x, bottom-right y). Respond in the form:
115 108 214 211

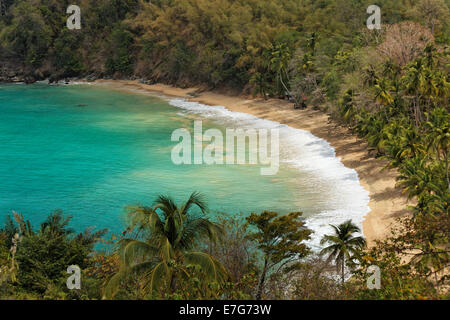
0 83 369 248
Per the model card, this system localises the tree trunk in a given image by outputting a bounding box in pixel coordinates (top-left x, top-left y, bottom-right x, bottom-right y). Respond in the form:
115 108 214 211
256 259 268 300
341 257 345 285
413 99 421 127
434 271 439 290
445 152 449 191
169 272 176 294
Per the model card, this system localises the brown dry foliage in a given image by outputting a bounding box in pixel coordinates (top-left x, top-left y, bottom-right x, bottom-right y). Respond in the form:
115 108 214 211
377 21 434 66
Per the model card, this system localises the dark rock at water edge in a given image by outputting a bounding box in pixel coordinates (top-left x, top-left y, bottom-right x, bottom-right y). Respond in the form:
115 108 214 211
0 73 36 84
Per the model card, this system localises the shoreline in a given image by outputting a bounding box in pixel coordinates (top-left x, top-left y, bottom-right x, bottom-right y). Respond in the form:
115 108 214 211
93 79 410 246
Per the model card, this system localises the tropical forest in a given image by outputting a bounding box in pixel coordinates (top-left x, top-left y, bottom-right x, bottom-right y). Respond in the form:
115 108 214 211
0 0 449 301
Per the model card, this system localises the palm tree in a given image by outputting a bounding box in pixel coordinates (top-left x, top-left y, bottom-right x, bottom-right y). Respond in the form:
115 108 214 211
320 220 366 284
425 107 450 191
382 60 401 80
374 77 394 106
402 60 425 126
39 210 75 237
270 43 293 99
104 192 228 299
397 157 435 200
249 72 270 100
362 66 378 87
397 126 425 160
432 71 449 107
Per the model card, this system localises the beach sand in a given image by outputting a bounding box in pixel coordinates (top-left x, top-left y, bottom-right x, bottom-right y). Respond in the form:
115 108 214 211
93 80 411 246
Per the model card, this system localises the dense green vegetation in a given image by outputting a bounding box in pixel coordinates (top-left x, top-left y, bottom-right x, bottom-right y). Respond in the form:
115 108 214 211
0 211 107 299
0 195 312 300
0 0 448 300
0 1 447 87
103 192 228 299
0 194 447 300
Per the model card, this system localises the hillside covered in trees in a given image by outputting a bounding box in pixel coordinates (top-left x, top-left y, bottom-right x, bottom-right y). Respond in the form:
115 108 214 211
0 0 449 300
0 0 447 88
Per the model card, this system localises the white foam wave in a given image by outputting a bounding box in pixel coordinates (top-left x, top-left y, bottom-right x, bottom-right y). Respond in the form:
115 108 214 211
168 98 370 250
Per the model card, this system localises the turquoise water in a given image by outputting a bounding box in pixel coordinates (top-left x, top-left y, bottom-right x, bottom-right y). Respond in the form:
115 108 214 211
0 83 370 246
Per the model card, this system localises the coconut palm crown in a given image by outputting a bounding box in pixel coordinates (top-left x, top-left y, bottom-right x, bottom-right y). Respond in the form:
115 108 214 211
104 192 227 298
320 220 366 283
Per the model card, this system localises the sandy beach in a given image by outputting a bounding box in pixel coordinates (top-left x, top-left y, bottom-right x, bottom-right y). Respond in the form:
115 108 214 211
93 80 411 246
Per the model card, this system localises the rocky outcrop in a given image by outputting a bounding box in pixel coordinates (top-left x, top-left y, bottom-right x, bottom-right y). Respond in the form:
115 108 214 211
0 57 37 83
0 71 38 84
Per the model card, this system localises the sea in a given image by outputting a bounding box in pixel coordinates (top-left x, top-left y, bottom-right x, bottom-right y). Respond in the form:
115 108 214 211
0 83 370 249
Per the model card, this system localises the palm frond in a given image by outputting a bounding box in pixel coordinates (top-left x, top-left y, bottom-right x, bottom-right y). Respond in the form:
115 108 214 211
158 236 174 262
180 191 208 215
124 205 156 232
154 195 178 218
118 239 159 267
102 270 128 300
103 261 158 299
144 261 171 297
177 218 224 250
184 251 229 283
